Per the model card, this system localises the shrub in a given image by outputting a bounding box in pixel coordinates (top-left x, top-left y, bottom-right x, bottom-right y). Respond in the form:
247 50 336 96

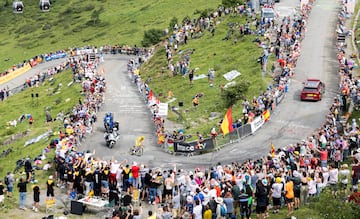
141 29 164 47
221 80 249 108
169 17 178 32
311 188 360 219
222 0 244 8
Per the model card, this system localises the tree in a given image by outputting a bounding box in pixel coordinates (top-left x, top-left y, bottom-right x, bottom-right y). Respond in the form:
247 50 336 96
221 0 244 8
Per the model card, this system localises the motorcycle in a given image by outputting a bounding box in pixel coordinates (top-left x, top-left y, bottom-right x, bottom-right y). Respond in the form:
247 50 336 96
104 128 119 148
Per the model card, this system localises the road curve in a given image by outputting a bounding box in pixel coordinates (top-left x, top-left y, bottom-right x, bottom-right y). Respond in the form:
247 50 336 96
1 0 341 170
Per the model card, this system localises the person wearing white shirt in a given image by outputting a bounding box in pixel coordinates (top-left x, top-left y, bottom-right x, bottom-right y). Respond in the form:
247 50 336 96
328 164 339 196
193 199 203 219
339 164 350 195
308 174 317 197
271 177 283 214
208 185 217 199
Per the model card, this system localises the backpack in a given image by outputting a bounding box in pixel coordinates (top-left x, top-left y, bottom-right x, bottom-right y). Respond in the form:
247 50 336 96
4 176 9 186
220 204 227 217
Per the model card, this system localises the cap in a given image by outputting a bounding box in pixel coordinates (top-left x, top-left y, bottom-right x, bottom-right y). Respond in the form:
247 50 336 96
262 179 268 186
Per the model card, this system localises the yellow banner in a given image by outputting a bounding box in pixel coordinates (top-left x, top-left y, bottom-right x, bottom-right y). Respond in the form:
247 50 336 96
0 63 32 85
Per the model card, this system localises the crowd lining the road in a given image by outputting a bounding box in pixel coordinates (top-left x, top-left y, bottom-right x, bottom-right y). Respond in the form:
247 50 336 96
2 1 360 219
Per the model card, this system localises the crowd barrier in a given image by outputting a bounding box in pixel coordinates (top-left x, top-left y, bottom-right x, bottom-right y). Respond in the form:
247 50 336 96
162 89 287 154
0 63 32 85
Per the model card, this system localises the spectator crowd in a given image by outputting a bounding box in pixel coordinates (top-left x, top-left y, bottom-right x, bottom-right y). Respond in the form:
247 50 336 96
2 1 360 219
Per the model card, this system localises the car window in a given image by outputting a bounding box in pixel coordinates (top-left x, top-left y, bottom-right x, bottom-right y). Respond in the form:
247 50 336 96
303 87 318 93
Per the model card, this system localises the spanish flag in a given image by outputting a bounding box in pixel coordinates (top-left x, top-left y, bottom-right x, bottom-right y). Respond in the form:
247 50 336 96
271 142 275 158
221 107 233 136
262 109 270 122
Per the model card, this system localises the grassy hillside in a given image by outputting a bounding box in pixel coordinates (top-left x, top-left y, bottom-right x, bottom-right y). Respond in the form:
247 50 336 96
0 0 221 72
141 15 272 135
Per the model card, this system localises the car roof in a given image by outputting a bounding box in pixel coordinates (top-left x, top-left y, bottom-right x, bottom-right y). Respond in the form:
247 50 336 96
304 79 321 88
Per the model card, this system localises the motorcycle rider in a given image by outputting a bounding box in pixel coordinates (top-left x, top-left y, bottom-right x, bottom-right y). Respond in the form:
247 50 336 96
104 112 114 131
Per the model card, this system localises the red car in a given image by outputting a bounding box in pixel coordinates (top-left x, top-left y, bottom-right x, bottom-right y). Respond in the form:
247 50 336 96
300 79 325 101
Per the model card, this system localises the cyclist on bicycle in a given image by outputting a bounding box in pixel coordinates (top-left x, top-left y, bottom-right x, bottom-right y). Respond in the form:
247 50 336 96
131 136 145 155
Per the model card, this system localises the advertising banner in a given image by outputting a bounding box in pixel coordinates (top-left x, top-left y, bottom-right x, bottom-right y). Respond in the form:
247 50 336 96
0 63 32 85
45 52 67 62
174 138 215 153
250 115 264 133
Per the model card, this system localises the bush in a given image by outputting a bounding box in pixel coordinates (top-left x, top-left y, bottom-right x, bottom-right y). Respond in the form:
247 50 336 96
311 188 360 219
194 8 213 19
222 0 244 8
169 17 178 32
141 29 164 47
221 80 249 108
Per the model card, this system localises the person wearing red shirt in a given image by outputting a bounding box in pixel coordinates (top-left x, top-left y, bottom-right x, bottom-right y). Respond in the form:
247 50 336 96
131 162 140 189
351 159 360 192
316 148 328 168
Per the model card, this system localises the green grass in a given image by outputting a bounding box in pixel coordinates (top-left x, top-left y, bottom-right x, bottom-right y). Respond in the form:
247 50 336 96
141 15 271 137
0 70 82 177
0 0 221 72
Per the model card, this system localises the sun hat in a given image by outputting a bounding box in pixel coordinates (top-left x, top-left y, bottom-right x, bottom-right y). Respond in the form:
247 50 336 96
215 197 223 204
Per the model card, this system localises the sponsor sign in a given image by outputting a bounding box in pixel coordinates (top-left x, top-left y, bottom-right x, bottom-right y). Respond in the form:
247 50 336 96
174 138 215 153
45 52 67 61
0 63 32 85
158 103 168 116
76 48 98 55
250 116 264 133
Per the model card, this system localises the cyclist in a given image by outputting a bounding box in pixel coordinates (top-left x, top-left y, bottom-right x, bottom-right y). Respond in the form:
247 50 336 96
131 136 145 155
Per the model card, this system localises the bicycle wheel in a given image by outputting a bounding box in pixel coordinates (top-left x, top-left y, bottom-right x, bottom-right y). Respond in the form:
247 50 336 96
139 147 143 156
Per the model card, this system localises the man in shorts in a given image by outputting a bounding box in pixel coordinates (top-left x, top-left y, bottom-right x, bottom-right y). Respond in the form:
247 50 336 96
285 176 294 217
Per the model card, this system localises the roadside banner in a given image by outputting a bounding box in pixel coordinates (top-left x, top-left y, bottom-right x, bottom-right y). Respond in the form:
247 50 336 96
174 138 215 153
0 63 32 85
45 52 67 61
158 103 168 116
250 115 264 133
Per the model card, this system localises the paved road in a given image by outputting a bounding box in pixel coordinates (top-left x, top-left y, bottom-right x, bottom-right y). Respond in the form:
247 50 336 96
77 0 341 170
2 0 341 170
1 59 67 91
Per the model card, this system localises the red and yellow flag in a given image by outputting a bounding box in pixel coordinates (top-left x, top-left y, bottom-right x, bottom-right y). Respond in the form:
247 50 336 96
221 107 233 136
271 142 275 158
262 109 270 122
